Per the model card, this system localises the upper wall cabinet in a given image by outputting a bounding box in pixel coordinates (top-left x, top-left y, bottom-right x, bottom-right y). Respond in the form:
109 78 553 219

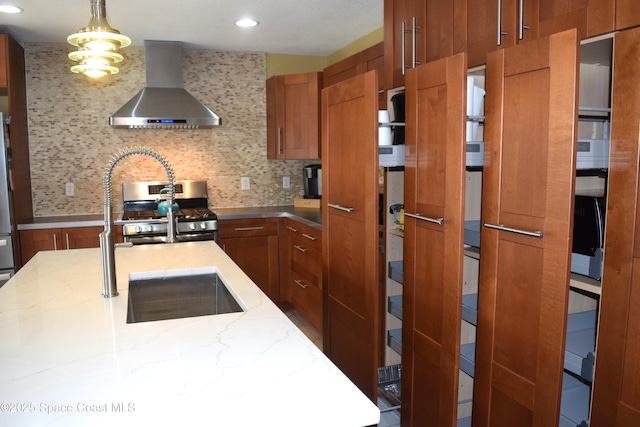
467 0 540 68
324 42 384 88
538 0 615 40
384 0 466 88
323 43 386 109
266 71 322 160
616 0 640 31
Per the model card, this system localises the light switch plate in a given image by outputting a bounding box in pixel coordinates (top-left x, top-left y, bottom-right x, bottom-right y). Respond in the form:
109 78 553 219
283 176 290 189
241 177 250 190
65 182 74 196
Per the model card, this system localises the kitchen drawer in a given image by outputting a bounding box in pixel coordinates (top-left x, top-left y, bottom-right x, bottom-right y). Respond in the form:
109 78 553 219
282 219 321 251
290 234 321 287
218 218 279 239
290 272 322 332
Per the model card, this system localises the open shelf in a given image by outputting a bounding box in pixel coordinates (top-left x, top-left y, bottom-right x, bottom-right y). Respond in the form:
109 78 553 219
388 328 402 355
388 295 403 321
565 310 597 382
560 373 590 427
388 260 404 284
462 294 478 326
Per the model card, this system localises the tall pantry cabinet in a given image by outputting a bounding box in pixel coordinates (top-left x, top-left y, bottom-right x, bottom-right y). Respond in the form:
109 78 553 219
400 52 467 427
473 29 580 426
321 70 381 401
590 26 640 426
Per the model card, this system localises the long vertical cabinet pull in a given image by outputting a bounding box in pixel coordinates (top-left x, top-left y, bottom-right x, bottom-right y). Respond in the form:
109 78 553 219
412 17 422 68
401 22 407 75
497 0 508 46
53 234 57 251
277 128 283 155
518 0 530 40
65 233 70 250
402 18 422 74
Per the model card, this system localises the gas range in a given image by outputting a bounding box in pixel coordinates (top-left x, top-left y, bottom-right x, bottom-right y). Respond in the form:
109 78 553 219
121 180 218 244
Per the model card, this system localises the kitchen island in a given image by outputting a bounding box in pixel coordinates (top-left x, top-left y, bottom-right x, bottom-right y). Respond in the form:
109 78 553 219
0 241 378 426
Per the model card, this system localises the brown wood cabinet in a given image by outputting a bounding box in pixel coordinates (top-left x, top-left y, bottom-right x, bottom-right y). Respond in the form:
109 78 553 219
591 26 640 426
538 0 615 40
384 0 427 88
616 0 640 30
266 71 322 160
323 42 385 88
473 29 579 426
322 70 380 401
467 0 540 68
1 34 33 228
280 218 322 332
218 218 280 301
401 52 467 427
20 225 117 264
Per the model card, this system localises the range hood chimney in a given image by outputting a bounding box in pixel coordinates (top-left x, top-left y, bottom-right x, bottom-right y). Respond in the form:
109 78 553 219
109 40 221 129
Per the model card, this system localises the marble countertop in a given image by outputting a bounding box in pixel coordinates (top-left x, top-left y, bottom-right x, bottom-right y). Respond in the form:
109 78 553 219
17 206 321 231
0 242 376 426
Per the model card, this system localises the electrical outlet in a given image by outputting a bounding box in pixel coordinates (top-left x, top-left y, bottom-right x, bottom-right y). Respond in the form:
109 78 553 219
241 177 250 190
65 182 74 197
283 176 290 189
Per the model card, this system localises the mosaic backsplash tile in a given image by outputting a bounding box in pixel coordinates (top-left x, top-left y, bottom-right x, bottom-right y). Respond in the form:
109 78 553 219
24 43 316 216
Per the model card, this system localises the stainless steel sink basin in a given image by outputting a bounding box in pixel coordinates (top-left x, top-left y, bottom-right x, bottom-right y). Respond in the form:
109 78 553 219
126 268 244 324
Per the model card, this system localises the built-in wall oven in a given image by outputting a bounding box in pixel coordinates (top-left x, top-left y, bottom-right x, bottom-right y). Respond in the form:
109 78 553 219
121 180 218 244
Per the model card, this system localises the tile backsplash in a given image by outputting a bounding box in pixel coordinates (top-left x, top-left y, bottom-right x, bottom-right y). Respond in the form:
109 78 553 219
24 43 314 216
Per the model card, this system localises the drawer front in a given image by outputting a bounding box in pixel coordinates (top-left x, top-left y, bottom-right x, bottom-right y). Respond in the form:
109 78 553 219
218 218 279 239
290 272 322 332
283 219 321 251
290 234 321 287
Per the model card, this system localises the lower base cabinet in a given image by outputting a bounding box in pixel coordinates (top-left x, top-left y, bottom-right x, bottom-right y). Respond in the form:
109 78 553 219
218 218 280 301
19 226 120 266
280 218 323 333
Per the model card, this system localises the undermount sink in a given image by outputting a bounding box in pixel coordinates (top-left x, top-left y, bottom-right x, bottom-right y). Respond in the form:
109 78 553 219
126 267 244 324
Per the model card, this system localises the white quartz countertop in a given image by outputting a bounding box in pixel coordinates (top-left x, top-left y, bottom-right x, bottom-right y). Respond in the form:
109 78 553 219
0 242 378 426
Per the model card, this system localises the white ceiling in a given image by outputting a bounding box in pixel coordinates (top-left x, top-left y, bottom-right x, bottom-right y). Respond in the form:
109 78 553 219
0 0 383 56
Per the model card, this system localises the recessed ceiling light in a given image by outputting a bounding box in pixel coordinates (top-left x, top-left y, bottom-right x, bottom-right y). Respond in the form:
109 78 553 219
0 4 23 14
235 18 258 28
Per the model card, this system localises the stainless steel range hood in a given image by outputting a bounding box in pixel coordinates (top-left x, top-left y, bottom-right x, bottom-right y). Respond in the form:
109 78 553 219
110 41 220 129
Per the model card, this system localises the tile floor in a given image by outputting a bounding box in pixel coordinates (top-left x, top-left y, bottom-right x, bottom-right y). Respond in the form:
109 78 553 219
284 308 401 427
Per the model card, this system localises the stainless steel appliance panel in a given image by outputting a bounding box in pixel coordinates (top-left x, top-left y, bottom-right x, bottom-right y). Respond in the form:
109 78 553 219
0 114 13 235
0 235 15 269
0 268 14 288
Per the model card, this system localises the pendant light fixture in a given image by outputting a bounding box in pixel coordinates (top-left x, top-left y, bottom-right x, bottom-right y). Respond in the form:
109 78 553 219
67 0 131 78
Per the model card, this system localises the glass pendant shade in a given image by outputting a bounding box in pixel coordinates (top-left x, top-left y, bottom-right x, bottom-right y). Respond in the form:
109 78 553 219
67 0 131 78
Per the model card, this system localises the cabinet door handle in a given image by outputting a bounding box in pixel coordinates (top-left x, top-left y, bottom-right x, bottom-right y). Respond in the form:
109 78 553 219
277 128 283 154
234 227 264 231
286 226 299 233
302 233 317 241
412 16 422 68
294 279 308 289
401 21 406 75
328 203 354 213
518 0 530 40
497 0 508 46
405 212 444 225
65 233 70 250
483 223 542 238
294 245 308 253
53 234 57 251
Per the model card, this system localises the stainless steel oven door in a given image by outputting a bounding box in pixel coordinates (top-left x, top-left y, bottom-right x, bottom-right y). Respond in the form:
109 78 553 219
124 231 218 245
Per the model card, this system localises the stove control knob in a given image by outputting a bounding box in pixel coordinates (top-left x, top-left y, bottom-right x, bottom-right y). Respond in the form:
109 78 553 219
134 226 142 233
200 222 207 230
147 225 154 232
189 223 197 231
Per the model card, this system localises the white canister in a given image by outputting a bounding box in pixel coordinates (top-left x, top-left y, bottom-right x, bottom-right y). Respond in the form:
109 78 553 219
378 110 391 124
379 126 393 146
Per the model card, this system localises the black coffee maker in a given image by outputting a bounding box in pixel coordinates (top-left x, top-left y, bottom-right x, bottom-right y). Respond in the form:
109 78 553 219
303 164 322 199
